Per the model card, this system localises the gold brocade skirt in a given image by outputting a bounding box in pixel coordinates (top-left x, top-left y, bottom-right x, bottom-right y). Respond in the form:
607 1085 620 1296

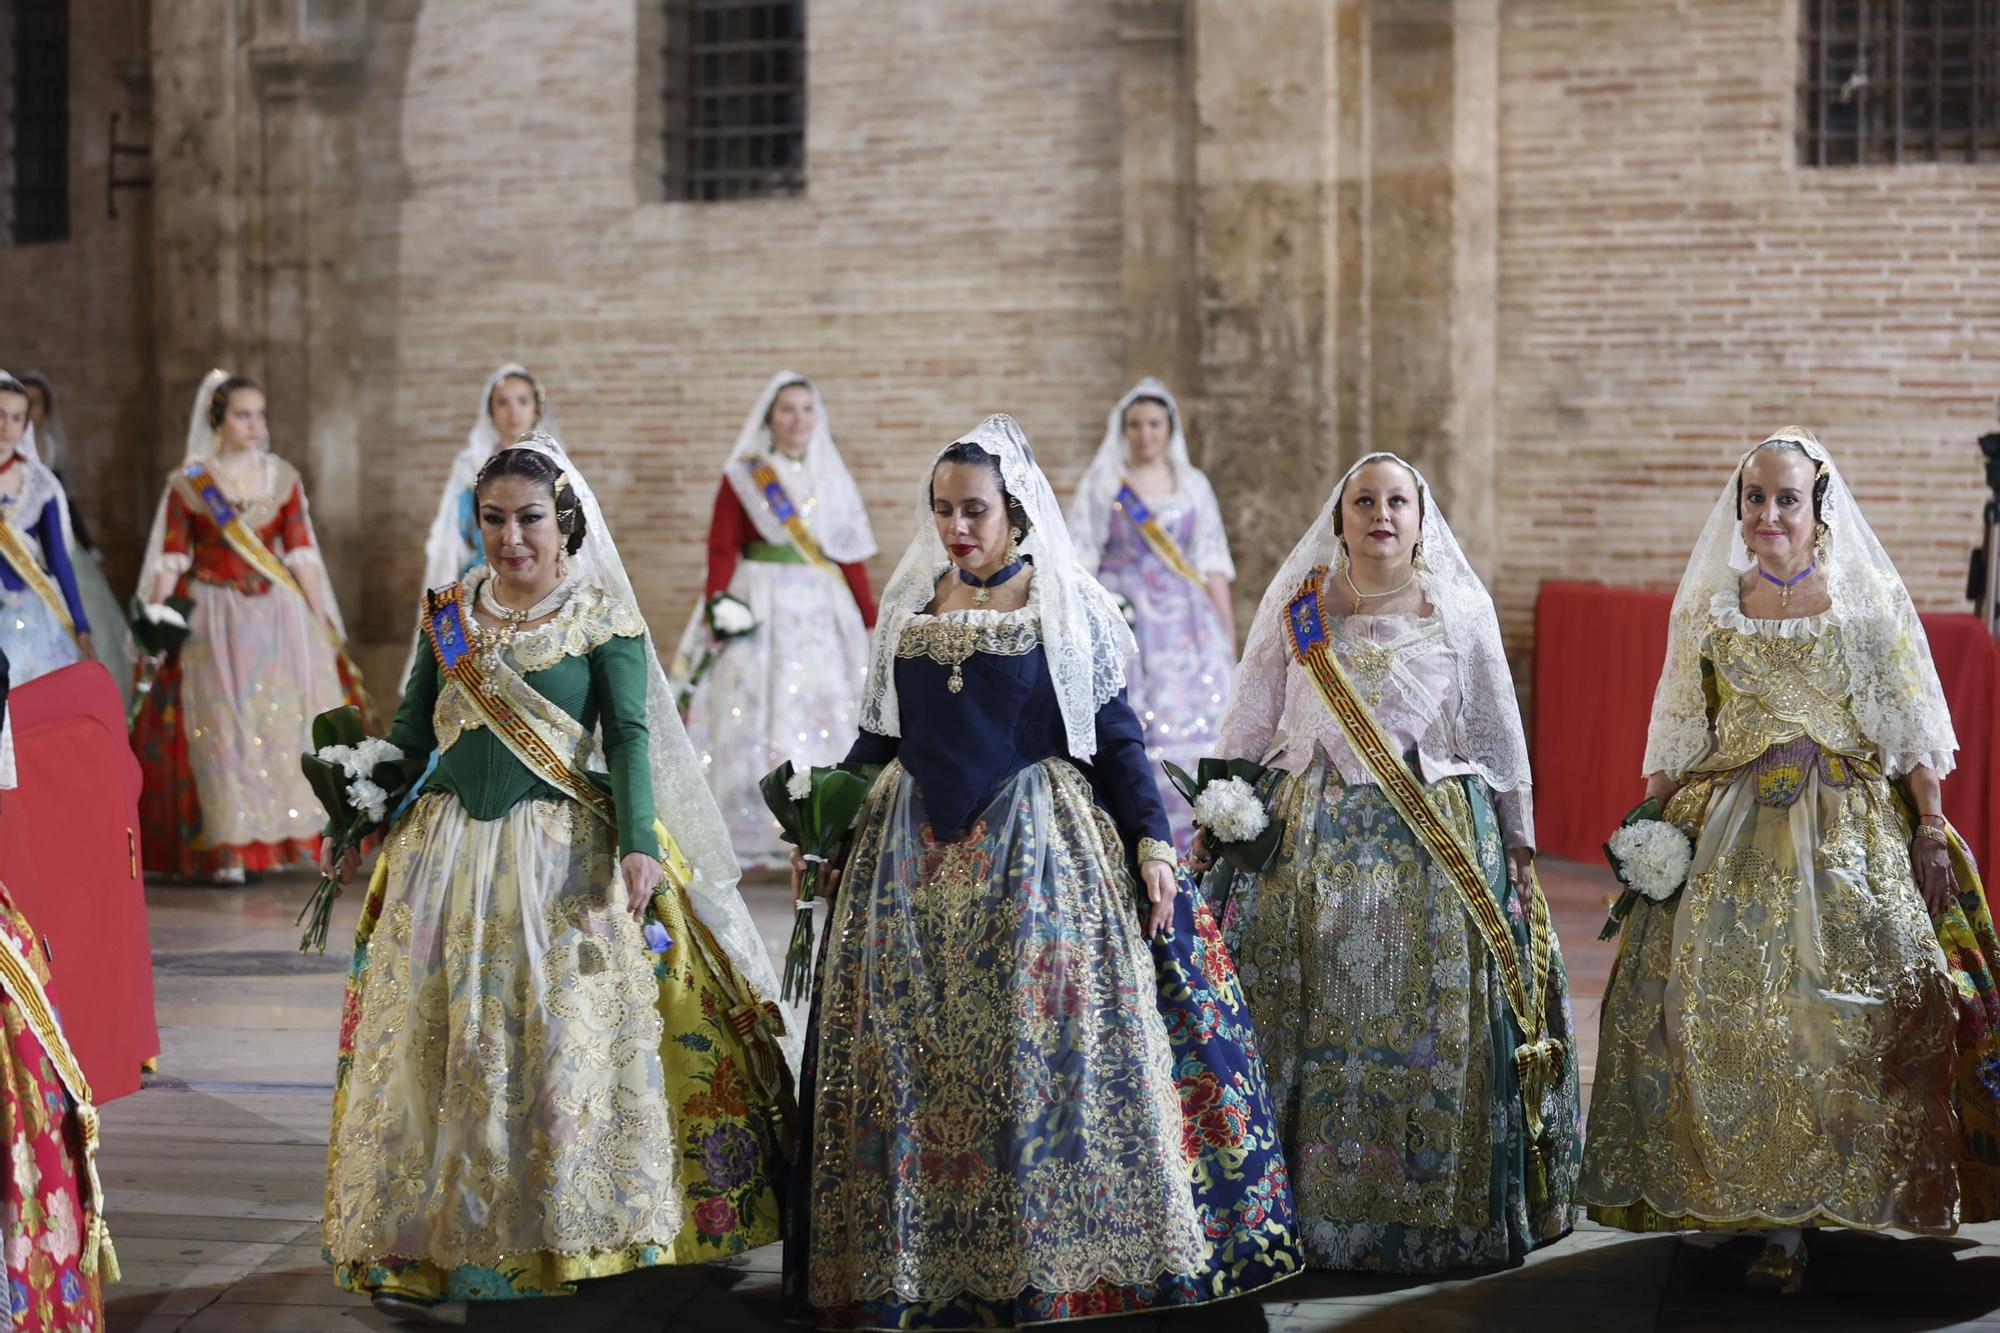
323 791 789 1300
1580 757 1962 1232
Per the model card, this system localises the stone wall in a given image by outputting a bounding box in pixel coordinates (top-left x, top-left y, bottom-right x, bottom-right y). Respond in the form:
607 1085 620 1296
1493 0 2000 677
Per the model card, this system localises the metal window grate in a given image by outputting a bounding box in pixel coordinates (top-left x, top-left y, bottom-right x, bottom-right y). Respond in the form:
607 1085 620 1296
7 0 69 243
661 0 806 202
1798 0 2000 165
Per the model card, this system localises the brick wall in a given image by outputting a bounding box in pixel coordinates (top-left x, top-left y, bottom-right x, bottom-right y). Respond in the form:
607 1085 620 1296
1493 0 2000 672
354 0 1129 650
0 0 152 591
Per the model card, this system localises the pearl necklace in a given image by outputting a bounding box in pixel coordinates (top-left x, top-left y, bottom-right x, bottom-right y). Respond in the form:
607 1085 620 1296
1344 566 1419 607
477 572 575 644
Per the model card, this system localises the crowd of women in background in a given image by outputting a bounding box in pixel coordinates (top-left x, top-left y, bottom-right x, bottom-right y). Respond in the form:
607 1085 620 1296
0 355 1992 1329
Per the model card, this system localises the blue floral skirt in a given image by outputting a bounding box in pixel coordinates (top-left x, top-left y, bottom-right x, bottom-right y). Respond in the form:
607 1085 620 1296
783 759 1300 1330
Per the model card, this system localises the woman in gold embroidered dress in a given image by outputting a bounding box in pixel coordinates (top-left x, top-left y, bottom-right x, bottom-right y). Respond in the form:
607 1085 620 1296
1195 453 1580 1274
1580 427 2000 1293
320 436 794 1325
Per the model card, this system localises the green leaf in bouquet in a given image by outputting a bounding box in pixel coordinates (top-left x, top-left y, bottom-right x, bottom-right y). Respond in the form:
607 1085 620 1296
1221 818 1286 874
311 705 366 754
805 765 873 848
1160 760 1200 809
299 754 355 840
1222 758 1271 788
1195 757 1230 791
756 761 810 846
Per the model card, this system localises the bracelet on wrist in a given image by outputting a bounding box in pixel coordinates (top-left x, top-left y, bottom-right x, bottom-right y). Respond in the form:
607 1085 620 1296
1914 823 1949 845
1919 813 1947 827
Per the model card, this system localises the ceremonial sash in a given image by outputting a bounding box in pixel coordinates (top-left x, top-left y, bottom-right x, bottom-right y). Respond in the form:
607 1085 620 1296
426 583 696 889
1114 481 1207 589
743 456 843 579
0 914 118 1281
0 519 82 646
1283 567 1565 1198
425 584 788 1102
181 460 372 716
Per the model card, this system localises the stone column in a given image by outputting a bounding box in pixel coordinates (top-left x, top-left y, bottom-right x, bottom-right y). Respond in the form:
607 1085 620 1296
1367 0 1500 576
1188 0 1343 629
1116 0 1197 397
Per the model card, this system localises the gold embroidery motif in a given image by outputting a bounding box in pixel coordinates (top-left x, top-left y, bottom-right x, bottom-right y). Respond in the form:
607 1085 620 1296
896 615 1040 694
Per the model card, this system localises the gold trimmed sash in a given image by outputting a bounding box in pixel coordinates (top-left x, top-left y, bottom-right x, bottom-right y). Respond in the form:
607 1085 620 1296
0 915 118 1281
180 460 372 716
0 520 82 646
744 456 843 579
426 583 695 888
1114 481 1206 588
1283 567 1564 1197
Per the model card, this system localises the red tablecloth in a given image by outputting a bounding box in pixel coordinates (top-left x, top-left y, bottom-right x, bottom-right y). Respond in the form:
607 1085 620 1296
0 661 159 1101
1532 582 2000 882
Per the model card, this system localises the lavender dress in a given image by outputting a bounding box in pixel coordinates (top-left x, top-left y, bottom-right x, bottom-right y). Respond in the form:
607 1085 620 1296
1094 492 1236 849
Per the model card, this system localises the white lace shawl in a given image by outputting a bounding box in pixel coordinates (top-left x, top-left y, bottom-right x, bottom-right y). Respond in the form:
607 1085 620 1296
1644 426 1957 780
719 371 876 564
1068 378 1234 580
1217 451 1534 801
862 414 1135 760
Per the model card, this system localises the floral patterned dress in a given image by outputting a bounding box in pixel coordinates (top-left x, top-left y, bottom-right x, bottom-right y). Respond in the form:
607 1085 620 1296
323 574 790 1303
0 884 104 1332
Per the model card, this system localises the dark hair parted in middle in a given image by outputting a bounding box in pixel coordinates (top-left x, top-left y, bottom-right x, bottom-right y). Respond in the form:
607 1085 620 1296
476 446 589 555
207 375 262 430
930 440 1032 536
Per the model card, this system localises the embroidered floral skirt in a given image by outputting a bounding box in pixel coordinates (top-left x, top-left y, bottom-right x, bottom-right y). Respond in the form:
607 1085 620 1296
1581 748 2000 1232
0 886 103 1332
783 758 1300 1331
0 586 81 688
1207 757 1581 1274
323 791 786 1302
134 580 350 878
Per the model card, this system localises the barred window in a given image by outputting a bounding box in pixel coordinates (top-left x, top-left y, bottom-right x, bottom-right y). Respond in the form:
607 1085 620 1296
1 0 70 244
659 0 806 202
1798 0 2000 165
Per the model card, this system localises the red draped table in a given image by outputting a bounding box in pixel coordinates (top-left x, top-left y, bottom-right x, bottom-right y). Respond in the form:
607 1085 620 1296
1532 581 2000 889
0 661 159 1101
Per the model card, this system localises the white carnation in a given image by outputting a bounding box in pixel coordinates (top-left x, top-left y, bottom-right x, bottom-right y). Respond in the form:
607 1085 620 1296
141 602 188 629
351 737 406 774
1607 819 1693 902
1193 776 1269 844
709 595 756 637
345 778 390 826
786 770 814 802
315 743 356 773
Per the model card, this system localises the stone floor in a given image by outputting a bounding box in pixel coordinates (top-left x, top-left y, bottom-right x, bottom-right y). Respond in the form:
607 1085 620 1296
101 860 2000 1331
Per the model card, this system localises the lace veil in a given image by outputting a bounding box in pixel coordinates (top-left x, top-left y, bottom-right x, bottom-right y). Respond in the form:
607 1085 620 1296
1644 427 1956 780
503 433 795 1058
1067 378 1234 580
862 414 1135 760
1228 450 1533 796
136 369 352 641
720 371 876 564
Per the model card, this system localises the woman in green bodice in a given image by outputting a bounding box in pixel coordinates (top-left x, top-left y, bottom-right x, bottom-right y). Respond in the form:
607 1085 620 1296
320 435 794 1324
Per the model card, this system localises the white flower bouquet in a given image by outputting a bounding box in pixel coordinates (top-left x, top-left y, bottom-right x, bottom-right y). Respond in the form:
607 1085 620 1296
1165 757 1285 873
298 706 411 953
126 593 197 725
675 593 760 716
1599 797 1694 940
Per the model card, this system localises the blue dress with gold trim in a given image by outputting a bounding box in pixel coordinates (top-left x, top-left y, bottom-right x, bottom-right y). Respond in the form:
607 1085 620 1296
781 589 1300 1331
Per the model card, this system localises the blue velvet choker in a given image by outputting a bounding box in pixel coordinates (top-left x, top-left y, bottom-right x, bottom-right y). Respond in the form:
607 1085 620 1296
958 554 1029 605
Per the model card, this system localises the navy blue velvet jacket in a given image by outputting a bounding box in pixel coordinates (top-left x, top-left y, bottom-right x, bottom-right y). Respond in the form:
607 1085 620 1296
844 642 1170 854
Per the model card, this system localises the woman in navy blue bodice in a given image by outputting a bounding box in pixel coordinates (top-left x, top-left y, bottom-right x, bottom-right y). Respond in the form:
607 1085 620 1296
781 415 1300 1332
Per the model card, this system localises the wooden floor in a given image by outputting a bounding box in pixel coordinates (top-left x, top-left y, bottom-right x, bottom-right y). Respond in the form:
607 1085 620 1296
103 861 2000 1332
